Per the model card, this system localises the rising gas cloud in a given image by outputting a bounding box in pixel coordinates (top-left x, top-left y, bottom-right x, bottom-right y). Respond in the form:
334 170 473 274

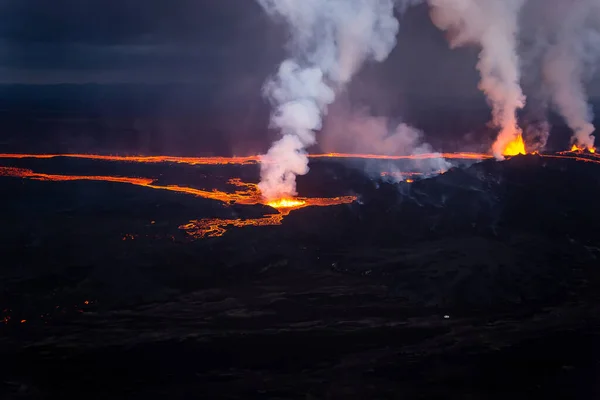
255 0 414 200
321 99 451 181
534 0 600 150
427 0 527 159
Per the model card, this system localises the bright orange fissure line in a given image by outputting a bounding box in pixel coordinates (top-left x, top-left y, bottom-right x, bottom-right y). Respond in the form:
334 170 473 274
0 167 263 205
0 166 356 238
0 153 261 165
2 151 599 165
310 152 493 160
2 151 599 238
0 166 358 209
0 152 492 165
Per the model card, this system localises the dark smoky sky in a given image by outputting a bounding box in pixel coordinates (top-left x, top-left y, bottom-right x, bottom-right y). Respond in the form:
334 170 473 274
0 0 595 155
0 0 487 98
0 0 278 83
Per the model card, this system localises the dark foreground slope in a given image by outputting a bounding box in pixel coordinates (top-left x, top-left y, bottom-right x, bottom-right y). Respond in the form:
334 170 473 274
1 154 600 399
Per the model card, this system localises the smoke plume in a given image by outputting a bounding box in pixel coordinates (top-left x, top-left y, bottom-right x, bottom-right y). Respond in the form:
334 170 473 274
321 100 451 180
427 0 527 159
256 0 411 200
322 102 423 156
536 0 600 150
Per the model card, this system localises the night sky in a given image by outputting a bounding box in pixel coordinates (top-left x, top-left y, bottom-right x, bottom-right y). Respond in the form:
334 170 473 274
0 0 595 154
0 1 483 92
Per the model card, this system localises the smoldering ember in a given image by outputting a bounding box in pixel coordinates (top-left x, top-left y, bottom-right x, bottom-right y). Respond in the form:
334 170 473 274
1 1 600 399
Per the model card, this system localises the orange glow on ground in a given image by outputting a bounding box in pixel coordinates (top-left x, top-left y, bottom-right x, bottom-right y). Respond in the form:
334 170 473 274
3 150 598 238
570 144 596 154
0 166 355 238
0 167 261 206
0 152 492 165
266 198 307 209
539 153 600 164
310 152 491 161
502 134 527 156
179 214 287 238
0 167 155 185
0 153 260 165
181 196 355 239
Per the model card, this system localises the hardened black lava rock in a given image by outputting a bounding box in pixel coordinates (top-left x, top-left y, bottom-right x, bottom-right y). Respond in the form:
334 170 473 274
2 153 600 399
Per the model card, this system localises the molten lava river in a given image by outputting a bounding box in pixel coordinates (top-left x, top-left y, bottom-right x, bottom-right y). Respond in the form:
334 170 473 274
1 150 598 239
0 164 355 239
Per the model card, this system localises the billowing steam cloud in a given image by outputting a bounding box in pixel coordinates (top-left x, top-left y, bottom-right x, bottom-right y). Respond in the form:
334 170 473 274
321 100 452 180
427 0 527 159
537 0 600 150
256 0 411 200
322 99 428 156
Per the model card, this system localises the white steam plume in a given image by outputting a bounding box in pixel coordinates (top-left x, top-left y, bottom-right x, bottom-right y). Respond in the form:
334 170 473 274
256 0 411 200
322 103 425 156
538 0 600 150
321 101 451 180
427 0 527 159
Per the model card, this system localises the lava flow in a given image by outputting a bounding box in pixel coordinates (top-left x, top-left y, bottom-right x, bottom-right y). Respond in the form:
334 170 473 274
0 167 260 205
310 152 492 161
0 167 155 186
181 196 355 239
0 166 355 238
0 153 260 165
3 150 599 239
570 144 596 154
0 152 492 165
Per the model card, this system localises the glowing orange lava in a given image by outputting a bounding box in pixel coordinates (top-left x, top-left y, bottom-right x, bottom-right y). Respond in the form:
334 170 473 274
179 214 287 239
3 150 598 239
538 153 600 164
0 166 355 239
0 167 263 206
181 196 355 239
0 167 155 186
502 134 526 156
0 152 492 165
310 152 492 161
266 198 307 209
570 144 596 154
0 153 260 165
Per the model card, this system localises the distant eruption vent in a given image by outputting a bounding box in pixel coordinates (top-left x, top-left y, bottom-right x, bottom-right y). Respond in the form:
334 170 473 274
427 0 527 159
255 0 410 200
539 0 599 152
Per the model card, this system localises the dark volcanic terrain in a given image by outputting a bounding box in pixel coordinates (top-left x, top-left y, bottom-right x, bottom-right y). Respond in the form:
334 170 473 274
1 154 600 399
